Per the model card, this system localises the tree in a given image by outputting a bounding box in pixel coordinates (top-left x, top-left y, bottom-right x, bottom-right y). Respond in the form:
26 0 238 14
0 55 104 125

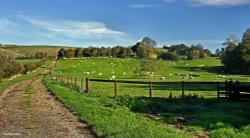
65 49 75 58
215 49 221 56
57 48 65 59
83 48 91 57
240 28 250 73
168 44 189 56
75 48 83 58
221 29 250 74
159 52 178 60
140 37 157 47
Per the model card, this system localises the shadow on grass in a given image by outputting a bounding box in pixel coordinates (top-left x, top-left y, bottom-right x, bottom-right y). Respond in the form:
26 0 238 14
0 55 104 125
174 66 224 74
114 96 250 130
124 83 219 91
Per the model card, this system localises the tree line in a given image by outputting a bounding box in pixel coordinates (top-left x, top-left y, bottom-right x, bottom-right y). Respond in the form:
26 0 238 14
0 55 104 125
220 28 250 74
57 37 212 60
161 44 212 60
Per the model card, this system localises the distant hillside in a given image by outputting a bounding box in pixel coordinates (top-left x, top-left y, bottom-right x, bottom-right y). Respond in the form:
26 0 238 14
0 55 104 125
0 48 24 58
0 44 79 59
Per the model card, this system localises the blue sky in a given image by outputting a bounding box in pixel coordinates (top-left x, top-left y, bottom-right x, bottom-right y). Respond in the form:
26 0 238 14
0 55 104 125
0 0 250 52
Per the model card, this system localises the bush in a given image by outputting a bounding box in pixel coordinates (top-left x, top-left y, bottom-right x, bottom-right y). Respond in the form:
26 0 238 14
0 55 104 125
0 55 23 80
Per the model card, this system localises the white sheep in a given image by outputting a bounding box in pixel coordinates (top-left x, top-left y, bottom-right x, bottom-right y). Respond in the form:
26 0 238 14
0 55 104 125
160 77 165 80
123 72 127 75
98 73 103 76
84 72 90 75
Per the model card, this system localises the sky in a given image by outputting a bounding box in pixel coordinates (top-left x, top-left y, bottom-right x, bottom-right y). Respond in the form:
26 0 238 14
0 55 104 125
0 0 250 52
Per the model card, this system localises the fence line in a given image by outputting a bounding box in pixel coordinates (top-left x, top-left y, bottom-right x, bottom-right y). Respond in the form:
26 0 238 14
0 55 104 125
50 73 226 98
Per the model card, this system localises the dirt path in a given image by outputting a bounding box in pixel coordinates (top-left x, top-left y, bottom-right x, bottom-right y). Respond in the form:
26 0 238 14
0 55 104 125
0 74 95 138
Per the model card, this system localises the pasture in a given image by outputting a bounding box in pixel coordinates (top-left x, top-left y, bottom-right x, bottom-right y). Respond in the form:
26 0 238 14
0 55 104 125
15 59 42 64
52 57 250 98
45 75 250 138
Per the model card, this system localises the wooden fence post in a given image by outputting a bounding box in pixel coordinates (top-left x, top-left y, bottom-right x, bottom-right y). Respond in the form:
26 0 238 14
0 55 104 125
67 76 69 85
149 81 152 98
182 81 184 98
81 78 84 93
74 77 77 91
217 81 219 99
225 80 228 98
114 80 117 97
86 78 90 93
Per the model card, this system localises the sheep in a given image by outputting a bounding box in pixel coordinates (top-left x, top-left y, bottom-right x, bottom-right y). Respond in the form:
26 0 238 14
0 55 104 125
123 72 127 75
169 74 173 76
84 72 90 75
98 73 103 76
160 77 165 80
109 75 116 80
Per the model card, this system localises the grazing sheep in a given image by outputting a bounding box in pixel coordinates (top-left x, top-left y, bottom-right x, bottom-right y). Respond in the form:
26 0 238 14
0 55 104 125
160 77 165 80
109 75 116 80
123 72 127 75
84 72 90 75
169 74 173 76
98 73 103 76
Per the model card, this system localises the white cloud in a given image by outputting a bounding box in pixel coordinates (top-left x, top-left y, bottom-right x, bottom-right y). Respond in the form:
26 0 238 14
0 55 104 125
129 3 162 8
0 15 127 46
187 0 250 6
17 15 124 39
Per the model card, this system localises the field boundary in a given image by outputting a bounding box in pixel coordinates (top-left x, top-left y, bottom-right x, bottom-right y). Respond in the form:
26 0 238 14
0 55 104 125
50 73 228 98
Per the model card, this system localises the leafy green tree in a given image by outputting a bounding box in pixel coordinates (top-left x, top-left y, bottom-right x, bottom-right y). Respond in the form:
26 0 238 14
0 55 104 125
159 52 178 60
65 49 75 58
75 48 83 58
57 48 65 59
140 37 157 47
83 48 91 57
240 28 250 73
221 29 250 74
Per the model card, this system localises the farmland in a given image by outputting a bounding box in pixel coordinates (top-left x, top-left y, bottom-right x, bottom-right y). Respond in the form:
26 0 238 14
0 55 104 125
52 57 250 97
44 74 250 138
45 57 250 137
53 57 250 81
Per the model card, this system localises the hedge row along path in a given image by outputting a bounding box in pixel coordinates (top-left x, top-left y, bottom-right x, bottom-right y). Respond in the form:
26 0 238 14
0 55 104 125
0 66 95 137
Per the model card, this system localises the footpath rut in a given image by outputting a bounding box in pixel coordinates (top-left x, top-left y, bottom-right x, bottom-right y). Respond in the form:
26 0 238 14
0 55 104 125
0 74 94 138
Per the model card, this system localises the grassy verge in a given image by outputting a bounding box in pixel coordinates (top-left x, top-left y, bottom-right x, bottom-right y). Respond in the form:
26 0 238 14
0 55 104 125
112 96 250 137
45 74 250 138
44 75 190 138
0 60 51 93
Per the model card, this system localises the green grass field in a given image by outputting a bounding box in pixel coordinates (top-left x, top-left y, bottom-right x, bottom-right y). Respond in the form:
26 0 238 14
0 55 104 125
52 57 250 98
15 59 42 64
44 75 250 138
53 57 250 82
